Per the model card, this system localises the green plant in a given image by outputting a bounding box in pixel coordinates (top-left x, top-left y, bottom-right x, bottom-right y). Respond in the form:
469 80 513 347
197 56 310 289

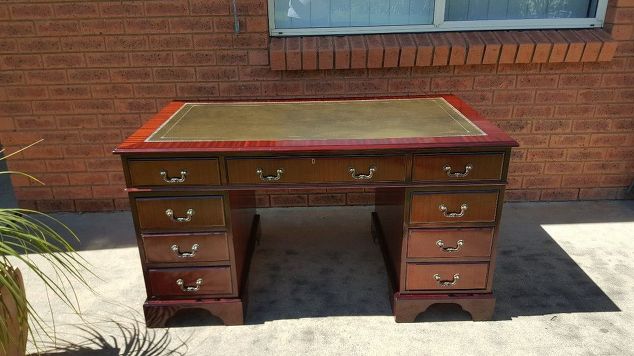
0 140 93 354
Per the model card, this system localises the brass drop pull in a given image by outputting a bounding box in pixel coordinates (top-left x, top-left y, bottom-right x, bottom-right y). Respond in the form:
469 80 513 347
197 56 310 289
160 169 187 183
443 163 473 178
165 208 195 223
439 203 468 218
256 168 284 181
176 278 203 292
171 243 199 258
433 273 460 287
349 165 376 180
436 239 464 252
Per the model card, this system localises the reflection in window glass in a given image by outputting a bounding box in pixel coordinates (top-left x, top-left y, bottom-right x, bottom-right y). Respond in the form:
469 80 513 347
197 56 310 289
274 0 435 29
444 0 599 21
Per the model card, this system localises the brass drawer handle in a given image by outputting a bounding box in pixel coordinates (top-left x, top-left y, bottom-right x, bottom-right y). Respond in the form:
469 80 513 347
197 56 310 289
170 243 199 258
443 163 473 178
160 169 187 183
165 208 195 223
436 239 464 252
349 165 376 180
433 273 460 287
176 278 203 292
256 168 284 181
439 203 468 218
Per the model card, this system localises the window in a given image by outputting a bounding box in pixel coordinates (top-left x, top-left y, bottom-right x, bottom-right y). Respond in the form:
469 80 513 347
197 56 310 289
268 0 608 36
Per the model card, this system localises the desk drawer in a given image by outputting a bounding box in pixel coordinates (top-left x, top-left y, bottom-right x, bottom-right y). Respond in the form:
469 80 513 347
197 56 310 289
148 267 233 297
413 153 504 182
407 228 494 259
226 156 406 184
143 232 230 264
409 191 499 224
135 196 225 231
128 159 220 187
405 263 489 291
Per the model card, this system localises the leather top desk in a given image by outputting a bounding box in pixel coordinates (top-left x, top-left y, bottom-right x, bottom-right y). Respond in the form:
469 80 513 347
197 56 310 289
114 95 518 326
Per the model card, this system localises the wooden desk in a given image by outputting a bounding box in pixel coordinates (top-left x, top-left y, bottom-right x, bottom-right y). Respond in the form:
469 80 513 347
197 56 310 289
114 95 518 326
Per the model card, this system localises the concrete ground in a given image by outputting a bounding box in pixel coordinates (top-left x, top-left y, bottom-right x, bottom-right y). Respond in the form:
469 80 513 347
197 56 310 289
12 201 634 355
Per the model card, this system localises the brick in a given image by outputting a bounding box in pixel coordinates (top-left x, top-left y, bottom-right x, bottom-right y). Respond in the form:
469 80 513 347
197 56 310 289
248 49 268 66
578 188 622 200
154 68 195 82
43 54 85 68
133 83 175 98
512 31 535 64
567 148 606 161
0 22 35 37
543 30 568 63
170 17 214 33
6 87 47 100
534 90 575 104
544 162 583 175
15 187 53 201
75 199 115 212
508 162 544 175
239 67 280 81
572 119 611 133
32 101 72 114
575 30 602 62
388 78 430 93
414 34 433 67
100 2 144 17
114 199 131 211
3 55 42 69
474 76 515 89
532 120 571 133
463 32 484 65
595 104 634 118
562 175 603 188
431 77 473 91
145 0 188 16
540 189 578 201
382 34 400 68
429 33 450 66
549 135 589 147
493 90 534 104
270 194 307 207
505 189 541 201
197 66 238 81
269 37 285 70
92 84 134 98
262 82 304 96
57 115 98 129
63 144 104 158
302 37 318 70
584 162 627 174
347 79 388 93
513 105 553 119
114 99 156 113
85 158 121 171
125 18 169 34
397 34 416 67
527 31 552 63
233 34 268 49
99 114 140 128
560 31 585 63
513 135 549 148
365 35 384 68
150 35 193 50
612 119 634 131
522 176 561 189
46 159 85 173
60 37 105 52
36 21 80 36
37 200 75 213
218 82 261 96
527 149 566 162
477 32 502 65
177 83 219 97
554 105 595 118
11 4 53 19
305 80 346 95
601 73 634 88
495 120 532 134
334 37 351 69
517 75 558 88
286 37 301 70
214 17 246 33
216 50 248 65
494 31 518 64
105 36 147 51
73 100 114 113
92 185 126 199
85 53 128 68
189 0 230 15
0 102 32 115
68 69 110 83
589 133 630 146
308 193 346 206
129 52 172 67
317 37 334 70
53 3 99 17
49 85 91 99
0 71 24 85
19 38 60 52
80 19 124 35
559 74 601 88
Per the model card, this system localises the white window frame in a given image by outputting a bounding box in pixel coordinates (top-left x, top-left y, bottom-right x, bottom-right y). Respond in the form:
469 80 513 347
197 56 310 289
268 0 609 36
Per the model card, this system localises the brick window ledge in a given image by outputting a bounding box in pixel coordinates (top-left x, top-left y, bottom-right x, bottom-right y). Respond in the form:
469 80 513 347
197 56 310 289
269 29 617 71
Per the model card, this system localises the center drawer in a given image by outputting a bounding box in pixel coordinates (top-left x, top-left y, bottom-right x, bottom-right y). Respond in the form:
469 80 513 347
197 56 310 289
148 267 233 297
135 196 225 232
226 155 407 184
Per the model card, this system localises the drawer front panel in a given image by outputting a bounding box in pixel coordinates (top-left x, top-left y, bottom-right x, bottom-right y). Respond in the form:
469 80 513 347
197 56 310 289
143 232 230 263
128 159 220 187
407 228 494 259
405 263 489 291
410 191 499 224
226 155 407 184
148 267 233 297
136 196 225 231
413 153 504 182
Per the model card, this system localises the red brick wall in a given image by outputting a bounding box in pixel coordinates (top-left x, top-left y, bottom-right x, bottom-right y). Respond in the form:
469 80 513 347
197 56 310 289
1 0 632 212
